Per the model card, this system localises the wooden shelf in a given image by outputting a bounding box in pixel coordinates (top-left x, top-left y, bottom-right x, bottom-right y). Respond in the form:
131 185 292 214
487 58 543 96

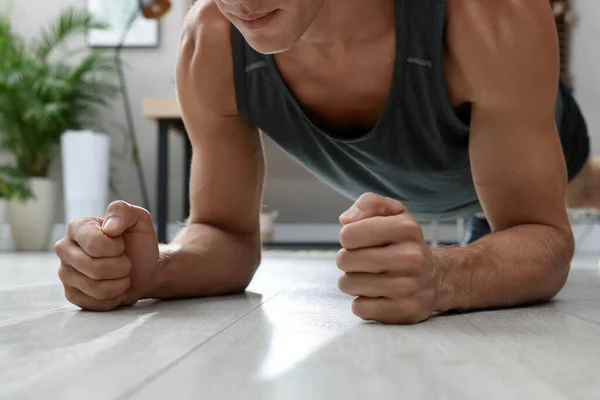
143 97 181 120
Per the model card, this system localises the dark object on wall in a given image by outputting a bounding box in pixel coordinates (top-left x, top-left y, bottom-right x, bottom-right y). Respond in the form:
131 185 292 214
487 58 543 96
551 0 576 87
140 0 171 19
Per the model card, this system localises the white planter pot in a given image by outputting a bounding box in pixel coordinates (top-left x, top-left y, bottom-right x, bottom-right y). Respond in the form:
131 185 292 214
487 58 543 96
0 198 6 249
260 210 279 243
61 130 111 222
8 178 58 251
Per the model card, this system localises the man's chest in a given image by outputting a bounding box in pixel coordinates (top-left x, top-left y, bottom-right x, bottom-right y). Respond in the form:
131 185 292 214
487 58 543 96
271 32 468 137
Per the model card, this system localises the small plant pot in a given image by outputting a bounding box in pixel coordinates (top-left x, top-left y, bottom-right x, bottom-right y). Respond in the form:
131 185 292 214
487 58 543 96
260 210 279 243
8 178 58 251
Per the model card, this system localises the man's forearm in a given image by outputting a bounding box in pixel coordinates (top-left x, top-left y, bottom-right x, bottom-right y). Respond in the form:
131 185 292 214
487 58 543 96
434 224 574 312
144 223 261 300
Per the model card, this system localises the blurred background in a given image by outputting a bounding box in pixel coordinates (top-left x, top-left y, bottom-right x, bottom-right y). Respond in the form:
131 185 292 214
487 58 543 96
0 0 599 253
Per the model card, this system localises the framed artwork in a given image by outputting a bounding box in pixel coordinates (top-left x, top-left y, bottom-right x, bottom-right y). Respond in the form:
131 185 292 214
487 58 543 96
86 0 160 48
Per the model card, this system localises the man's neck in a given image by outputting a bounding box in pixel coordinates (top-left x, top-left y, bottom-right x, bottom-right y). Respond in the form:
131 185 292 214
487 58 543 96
301 0 395 47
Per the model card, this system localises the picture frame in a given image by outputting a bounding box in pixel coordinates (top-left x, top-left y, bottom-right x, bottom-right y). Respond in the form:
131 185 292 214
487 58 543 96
86 0 160 48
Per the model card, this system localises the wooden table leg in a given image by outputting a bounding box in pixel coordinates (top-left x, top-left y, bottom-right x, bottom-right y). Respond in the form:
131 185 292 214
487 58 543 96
184 133 192 221
157 119 169 243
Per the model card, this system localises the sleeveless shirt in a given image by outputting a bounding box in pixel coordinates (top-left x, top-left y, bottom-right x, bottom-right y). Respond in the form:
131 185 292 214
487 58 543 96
230 0 565 221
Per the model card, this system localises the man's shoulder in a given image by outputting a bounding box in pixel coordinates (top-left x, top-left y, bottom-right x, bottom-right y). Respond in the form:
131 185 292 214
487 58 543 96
178 0 238 117
182 0 232 55
445 0 559 104
445 0 558 62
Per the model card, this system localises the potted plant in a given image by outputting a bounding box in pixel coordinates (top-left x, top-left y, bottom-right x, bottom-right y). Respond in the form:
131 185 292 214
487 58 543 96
0 9 119 251
0 165 31 248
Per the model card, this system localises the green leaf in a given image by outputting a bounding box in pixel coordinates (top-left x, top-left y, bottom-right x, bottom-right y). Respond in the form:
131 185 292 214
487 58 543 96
0 164 32 201
35 7 108 61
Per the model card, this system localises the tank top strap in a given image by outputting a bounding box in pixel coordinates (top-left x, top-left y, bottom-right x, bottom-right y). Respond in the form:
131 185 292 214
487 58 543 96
230 24 267 123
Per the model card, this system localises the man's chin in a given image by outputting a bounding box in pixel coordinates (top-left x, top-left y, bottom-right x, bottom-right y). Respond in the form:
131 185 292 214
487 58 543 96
241 34 295 55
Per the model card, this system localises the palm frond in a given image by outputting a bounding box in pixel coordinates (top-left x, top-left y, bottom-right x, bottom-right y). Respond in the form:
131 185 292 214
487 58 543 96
35 7 108 61
70 52 119 81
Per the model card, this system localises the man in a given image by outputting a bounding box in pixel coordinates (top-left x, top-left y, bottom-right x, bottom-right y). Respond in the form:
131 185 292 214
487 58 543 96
55 0 599 324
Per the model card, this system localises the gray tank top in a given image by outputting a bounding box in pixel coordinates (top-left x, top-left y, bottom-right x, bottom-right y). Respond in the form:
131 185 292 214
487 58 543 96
230 0 564 221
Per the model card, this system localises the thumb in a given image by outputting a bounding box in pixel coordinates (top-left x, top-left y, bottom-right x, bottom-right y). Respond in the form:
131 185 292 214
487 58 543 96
101 200 154 237
339 193 407 225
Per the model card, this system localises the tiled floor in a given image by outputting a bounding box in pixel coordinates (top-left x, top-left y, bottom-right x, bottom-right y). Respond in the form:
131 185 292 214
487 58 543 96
1 251 600 400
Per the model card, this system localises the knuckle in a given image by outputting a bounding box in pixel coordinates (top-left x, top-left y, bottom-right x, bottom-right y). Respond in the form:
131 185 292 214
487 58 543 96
401 218 422 237
87 282 109 300
360 192 379 202
363 192 384 209
404 247 425 268
108 236 126 256
118 255 132 275
93 256 131 280
390 221 405 238
339 225 354 248
69 247 88 266
108 200 130 214
84 236 107 258
351 299 370 320
91 279 128 301
337 273 350 292
53 237 66 256
67 218 92 236
391 246 423 272
67 219 79 236
355 192 377 212
95 301 121 312
113 255 132 277
57 264 70 283
402 279 421 296
336 249 348 269
87 260 108 280
63 287 80 306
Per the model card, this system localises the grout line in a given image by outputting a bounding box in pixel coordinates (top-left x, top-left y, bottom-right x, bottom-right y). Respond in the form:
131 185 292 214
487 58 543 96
117 281 298 400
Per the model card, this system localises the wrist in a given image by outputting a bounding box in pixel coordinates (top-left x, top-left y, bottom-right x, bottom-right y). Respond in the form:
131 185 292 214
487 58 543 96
431 246 460 313
143 243 176 299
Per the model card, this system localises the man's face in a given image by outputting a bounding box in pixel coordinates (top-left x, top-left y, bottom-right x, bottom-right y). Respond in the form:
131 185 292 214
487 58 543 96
215 0 325 54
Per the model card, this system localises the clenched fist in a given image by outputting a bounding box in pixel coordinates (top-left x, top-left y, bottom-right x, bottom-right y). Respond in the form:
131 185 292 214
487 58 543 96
337 193 439 324
54 201 160 311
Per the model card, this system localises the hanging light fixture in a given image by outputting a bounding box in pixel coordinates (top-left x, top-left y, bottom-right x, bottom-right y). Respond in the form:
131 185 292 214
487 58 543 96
139 0 172 20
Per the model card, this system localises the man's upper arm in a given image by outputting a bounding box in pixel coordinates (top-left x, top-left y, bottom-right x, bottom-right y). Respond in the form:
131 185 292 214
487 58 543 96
447 0 570 234
176 3 265 235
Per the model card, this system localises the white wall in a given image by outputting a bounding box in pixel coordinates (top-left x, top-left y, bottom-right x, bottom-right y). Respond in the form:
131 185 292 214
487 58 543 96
571 0 600 153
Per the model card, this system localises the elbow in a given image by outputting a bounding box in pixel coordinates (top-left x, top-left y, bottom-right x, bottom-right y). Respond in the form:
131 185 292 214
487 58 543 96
221 249 262 294
221 279 253 295
542 227 574 301
227 265 259 294
542 266 569 302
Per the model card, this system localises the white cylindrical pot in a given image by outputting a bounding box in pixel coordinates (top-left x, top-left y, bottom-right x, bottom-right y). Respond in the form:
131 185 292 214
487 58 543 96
260 210 279 243
0 198 6 249
8 178 58 251
61 130 111 222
